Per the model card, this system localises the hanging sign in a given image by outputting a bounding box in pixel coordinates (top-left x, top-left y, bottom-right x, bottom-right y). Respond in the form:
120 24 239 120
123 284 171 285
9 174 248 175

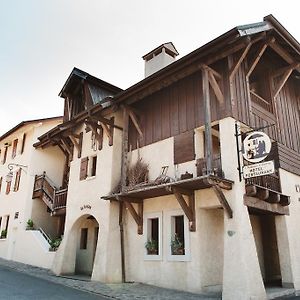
242 131 272 163
243 160 275 179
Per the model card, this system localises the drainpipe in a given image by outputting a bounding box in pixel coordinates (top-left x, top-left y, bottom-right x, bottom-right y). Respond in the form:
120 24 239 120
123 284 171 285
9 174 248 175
119 201 126 283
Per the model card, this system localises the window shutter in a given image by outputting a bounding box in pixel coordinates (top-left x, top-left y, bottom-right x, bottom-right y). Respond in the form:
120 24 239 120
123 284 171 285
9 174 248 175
0 177 2 193
20 133 26 154
12 139 18 158
6 181 11 195
2 147 8 164
80 157 89 180
13 169 21 192
174 130 195 164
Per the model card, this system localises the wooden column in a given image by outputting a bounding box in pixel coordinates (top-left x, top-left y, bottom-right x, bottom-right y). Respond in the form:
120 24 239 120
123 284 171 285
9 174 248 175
121 106 129 191
202 67 213 174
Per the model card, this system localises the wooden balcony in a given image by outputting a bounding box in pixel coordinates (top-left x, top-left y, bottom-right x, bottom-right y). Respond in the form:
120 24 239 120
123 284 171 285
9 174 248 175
33 173 67 216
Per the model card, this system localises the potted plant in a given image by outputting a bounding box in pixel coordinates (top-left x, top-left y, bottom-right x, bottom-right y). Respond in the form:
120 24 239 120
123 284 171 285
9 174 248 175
145 238 158 255
26 219 34 230
49 237 62 251
0 229 7 239
171 234 185 255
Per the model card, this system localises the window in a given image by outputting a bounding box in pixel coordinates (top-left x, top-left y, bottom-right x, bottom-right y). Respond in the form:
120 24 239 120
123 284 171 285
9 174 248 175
20 134 26 154
2 147 8 164
80 228 88 249
13 169 21 192
167 210 190 261
90 156 97 177
79 155 98 180
0 177 2 193
5 181 11 195
171 215 185 255
14 212 19 219
12 139 18 159
80 157 89 180
144 212 162 260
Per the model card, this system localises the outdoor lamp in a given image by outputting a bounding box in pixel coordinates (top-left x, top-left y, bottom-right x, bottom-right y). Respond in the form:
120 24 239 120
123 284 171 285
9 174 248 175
5 163 28 182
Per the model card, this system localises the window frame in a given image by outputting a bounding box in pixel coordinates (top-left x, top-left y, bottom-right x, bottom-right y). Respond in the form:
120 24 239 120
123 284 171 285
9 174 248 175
166 210 191 262
144 212 162 261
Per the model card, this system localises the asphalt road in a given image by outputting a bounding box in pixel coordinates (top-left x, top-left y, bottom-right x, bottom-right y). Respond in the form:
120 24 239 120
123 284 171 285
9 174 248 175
0 265 108 300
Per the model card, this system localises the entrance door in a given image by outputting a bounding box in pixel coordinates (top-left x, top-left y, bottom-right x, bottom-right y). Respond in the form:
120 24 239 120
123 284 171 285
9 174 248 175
250 214 281 286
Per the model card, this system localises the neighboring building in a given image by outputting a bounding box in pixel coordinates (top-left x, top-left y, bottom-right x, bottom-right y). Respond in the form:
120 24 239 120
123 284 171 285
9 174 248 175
2 14 300 300
0 117 63 268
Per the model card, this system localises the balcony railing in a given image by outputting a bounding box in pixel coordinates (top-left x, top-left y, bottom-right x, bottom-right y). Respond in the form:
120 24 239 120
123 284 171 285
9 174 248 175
196 154 224 178
33 172 67 213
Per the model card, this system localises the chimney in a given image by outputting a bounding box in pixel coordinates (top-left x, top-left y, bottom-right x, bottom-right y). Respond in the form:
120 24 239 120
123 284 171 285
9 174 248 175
143 42 179 78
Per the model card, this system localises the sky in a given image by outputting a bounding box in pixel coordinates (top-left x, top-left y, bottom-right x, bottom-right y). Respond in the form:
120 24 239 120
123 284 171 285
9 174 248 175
1 0 300 136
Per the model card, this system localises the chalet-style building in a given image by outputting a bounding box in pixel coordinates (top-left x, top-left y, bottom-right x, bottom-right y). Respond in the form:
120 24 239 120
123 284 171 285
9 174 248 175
1 15 300 299
0 117 63 268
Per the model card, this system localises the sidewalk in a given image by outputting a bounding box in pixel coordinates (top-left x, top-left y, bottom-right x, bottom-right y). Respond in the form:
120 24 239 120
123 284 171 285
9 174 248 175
0 258 220 299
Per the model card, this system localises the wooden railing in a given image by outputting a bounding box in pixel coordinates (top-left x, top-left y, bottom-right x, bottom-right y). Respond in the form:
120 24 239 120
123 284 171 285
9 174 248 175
33 172 67 212
250 91 273 114
245 173 281 193
196 154 224 178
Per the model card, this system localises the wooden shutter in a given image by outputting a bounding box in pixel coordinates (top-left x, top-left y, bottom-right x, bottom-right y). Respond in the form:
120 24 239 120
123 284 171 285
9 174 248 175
80 157 89 180
20 133 26 154
6 181 11 195
12 139 18 158
2 147 8 164
174 130 195 164
78 132 83 158
13 169 21 192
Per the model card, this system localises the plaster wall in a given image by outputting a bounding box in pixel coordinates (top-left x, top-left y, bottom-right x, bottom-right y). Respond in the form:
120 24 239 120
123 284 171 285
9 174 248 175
13 230 55 269
129 129 205 182
124 188 225 293
278 168 300 289
52 112 123 282
0 119 63 266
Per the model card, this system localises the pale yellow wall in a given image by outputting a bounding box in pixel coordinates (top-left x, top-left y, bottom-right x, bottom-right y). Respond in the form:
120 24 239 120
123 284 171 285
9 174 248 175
52 112 123 282
0 118 63 267
123 188 225 293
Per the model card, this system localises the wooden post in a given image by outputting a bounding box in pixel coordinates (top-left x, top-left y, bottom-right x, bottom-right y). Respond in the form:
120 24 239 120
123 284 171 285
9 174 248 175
121 106 129 191
202 67 213 175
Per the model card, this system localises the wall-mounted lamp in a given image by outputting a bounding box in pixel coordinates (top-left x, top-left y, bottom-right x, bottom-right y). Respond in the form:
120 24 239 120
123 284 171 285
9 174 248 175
5 163 28 183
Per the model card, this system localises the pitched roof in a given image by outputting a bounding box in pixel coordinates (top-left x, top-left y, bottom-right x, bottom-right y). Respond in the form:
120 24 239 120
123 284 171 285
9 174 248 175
0 116 63 142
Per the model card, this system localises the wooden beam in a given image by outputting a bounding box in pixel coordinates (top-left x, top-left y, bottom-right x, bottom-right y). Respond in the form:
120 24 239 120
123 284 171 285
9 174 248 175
172 187 196 231
126 106 143 138
69 135 80 152
208 70 224 104
85 121 103 145
244 196 289 215
269 42 296 65
280 195 290 206
246 40 272 78
212 185 233 218
256 187 269 200
273 63 299 98
200 64 221 80
116 196 142 203
266 191 280 204
124 201 143 234
60 138 73 157
166 186 193 196
121 107 129 191
229 42 252 80
202 67 213 174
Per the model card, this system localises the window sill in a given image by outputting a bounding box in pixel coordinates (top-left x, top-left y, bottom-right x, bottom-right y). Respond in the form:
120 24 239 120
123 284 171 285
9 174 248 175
85 176 96 181
144 254 162 261
167 253 191 262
